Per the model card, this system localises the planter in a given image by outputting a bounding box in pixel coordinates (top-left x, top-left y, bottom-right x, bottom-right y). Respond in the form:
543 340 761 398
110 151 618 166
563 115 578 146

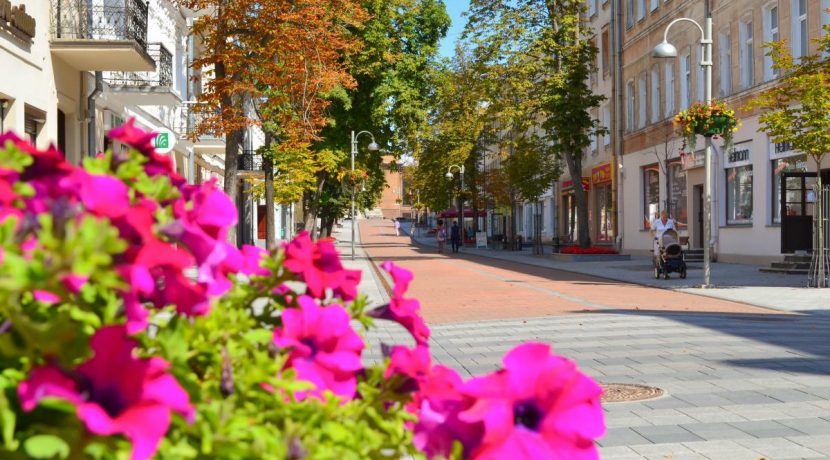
551 253 632 262
694 115 730 137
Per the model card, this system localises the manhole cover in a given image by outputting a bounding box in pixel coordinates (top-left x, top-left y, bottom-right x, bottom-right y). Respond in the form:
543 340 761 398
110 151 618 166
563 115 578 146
601 383 664 403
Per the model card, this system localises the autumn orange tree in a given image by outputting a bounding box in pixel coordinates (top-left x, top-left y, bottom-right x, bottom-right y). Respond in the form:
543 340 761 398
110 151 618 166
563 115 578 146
176 0 367 244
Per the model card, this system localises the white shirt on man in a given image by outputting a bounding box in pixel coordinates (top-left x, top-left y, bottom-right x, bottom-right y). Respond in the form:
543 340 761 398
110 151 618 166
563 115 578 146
651 217 676 239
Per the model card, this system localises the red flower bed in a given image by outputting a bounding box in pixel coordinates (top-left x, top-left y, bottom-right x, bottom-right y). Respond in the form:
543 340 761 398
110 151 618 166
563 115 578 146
560 246 619 255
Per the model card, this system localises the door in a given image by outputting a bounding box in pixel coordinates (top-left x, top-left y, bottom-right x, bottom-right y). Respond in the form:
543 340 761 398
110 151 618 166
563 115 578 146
694 185 703 249
781 172 815 253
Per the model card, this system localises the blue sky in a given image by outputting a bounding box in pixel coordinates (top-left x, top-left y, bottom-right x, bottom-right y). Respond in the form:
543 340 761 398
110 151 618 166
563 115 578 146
438 0 470 58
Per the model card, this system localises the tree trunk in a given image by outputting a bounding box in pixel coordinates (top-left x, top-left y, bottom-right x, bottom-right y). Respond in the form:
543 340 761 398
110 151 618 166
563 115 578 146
303 177 325 239
263 135 276 250
564 150 590 248
223 128 242 245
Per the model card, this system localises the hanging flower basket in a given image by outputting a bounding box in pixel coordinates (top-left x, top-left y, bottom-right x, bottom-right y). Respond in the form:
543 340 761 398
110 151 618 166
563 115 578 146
674 101 740 151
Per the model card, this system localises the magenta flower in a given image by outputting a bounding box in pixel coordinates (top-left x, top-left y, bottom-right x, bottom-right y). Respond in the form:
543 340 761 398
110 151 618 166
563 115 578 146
272 296 364 400
17 326 194 460
381 260 413 298
459 343 605 460
282 232 358 301
75 171 130 218
368 296 430 345
107 118 158 158
385 344 432 381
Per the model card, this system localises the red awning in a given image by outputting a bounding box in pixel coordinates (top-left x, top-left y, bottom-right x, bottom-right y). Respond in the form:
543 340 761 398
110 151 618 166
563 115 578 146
437 208 487 218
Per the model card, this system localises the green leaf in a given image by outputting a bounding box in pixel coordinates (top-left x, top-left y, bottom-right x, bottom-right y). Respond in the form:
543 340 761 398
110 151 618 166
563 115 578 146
23 435 70 459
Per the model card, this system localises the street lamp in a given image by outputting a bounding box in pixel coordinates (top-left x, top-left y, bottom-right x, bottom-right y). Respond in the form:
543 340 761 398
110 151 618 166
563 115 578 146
350 130 378 260
653 13 713 288
446 164 465 248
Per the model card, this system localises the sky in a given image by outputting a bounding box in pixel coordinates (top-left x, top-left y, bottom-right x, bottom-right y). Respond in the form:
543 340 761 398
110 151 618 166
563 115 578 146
438 0 471 58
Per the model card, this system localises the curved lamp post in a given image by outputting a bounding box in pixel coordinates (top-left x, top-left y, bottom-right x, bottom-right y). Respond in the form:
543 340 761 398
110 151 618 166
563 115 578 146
446 164 465 248
350 130 379 260
653 15 713 288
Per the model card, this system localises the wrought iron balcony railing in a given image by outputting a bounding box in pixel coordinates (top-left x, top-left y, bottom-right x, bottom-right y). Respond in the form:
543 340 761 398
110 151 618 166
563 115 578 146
175 104 224 141
238 151 263 171
50 0 149 50
104 43 173 87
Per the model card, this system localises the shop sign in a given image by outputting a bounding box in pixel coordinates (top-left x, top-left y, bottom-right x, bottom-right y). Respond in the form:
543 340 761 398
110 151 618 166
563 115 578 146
680 151 704 170
562 177 590 191
769 140 801 161
724 142 752 169
0 1 36 41
591 163 612 184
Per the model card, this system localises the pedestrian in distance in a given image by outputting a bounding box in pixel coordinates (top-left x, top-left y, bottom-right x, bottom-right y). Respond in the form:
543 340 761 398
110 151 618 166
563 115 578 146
394 218 401 236
436 219 446 254
450 220 461 253
650 209 676 255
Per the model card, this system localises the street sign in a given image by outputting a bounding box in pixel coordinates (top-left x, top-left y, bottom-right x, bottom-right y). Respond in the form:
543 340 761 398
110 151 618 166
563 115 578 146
476 231 487 248
153 128 177 154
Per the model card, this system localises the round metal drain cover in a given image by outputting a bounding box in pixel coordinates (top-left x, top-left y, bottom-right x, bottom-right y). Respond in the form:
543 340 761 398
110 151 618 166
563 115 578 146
601 383 664 403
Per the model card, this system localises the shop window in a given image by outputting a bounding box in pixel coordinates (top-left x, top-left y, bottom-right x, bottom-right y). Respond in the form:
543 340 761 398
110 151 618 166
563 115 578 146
643 165 660 229
727 165 754 224
562 193 578 243
772 154 808 223
667 161 688 229
597 183 614 241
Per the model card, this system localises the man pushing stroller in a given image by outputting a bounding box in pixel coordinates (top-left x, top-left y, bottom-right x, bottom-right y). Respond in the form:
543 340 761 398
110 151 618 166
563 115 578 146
651 210 687 279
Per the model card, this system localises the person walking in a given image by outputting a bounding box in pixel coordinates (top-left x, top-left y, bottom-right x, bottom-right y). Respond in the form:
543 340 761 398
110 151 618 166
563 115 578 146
650 209 676 256
436 219 446 254
450 220 461 253
394 218 401 236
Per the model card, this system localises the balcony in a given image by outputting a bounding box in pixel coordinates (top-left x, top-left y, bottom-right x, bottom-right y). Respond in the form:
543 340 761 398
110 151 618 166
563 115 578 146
238 151 263 174
50 0 155 71
175 103 225 152
104 43 179 105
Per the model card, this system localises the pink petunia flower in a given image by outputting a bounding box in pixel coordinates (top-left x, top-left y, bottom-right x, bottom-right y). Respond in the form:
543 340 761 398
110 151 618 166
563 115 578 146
459 343 605 460
75 171 131 218
272 296 364 400
368 296 430 345
381 260 413 298
17 326 194 460
282 232 359 301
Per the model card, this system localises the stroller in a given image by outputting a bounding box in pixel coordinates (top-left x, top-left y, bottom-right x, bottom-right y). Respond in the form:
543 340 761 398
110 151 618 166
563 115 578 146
653 229 687 279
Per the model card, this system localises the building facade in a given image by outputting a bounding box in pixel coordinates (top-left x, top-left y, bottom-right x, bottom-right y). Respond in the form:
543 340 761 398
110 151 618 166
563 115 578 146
620 0 830 263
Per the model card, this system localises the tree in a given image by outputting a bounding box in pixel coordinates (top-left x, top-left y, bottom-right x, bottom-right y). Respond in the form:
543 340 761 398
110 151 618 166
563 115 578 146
750 39 830 287
177 0 367 244
465 0 605 247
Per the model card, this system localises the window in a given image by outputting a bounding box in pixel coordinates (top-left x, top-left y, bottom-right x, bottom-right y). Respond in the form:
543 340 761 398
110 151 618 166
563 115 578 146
772 154 808 223
668 162 688 229
740 20 754 89
650 66 660 123
792 0 808 59
680 52 691 109
824 0 830 37
719 31 732 96
764 5 779 80
601 29 610 76
638 74 646 128
637 0 645 20
664 62 675 117
589 38 598 86
727 165 753 224
650 0 658 12
590 131 598 153
626 0 634 27
602 105 611 145
643 165 660 229
626 80 635 131
588 0 597 16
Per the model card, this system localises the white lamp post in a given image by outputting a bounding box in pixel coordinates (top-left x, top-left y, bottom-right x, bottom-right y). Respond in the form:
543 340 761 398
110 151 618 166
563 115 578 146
446 164 466 248
350 130 379 260
653 15 714 288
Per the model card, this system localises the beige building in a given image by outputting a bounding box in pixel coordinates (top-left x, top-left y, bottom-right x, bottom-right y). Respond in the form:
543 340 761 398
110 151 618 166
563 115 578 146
620 0 830 263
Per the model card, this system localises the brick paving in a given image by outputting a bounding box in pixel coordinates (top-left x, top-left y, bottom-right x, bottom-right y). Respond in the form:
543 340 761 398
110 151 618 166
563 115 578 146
352 219 830 459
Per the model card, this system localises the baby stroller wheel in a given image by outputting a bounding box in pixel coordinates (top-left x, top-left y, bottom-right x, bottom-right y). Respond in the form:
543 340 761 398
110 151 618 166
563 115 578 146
680 267 687 279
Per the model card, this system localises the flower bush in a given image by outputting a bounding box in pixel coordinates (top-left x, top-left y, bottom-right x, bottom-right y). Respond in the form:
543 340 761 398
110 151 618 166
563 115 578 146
673 100 740 152
0 121 605 459
561 246 619 255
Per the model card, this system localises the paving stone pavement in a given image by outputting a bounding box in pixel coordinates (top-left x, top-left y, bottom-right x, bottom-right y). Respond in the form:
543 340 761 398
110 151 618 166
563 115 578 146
363 313 830 459
349 219 830 459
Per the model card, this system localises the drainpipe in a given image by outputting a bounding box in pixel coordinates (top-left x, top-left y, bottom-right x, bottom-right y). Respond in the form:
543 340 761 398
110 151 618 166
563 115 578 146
87 71 103 156
612 0 625 251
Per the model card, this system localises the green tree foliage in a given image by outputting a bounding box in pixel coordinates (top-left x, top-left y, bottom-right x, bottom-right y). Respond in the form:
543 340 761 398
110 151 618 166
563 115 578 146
464 0 605 247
